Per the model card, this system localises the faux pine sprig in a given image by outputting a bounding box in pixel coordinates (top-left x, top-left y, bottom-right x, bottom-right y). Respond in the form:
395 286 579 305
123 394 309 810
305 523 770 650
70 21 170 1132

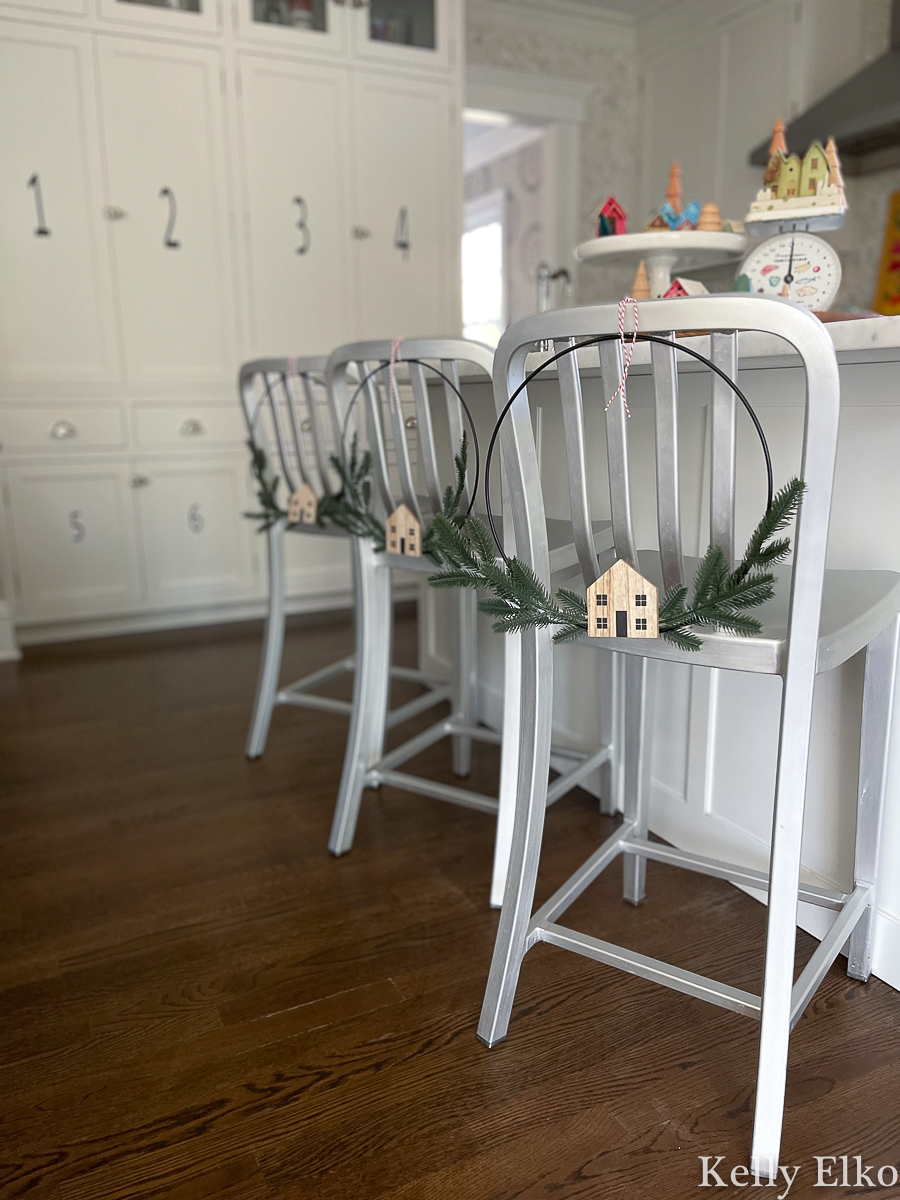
427 477 806 651
246 439 287 532
318 437 385 548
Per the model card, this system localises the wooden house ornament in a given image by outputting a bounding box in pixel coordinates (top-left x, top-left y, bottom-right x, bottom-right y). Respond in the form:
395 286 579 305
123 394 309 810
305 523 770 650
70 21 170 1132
387 503 422 557
593 196 627 237
587 560 658 640
287 482 318 525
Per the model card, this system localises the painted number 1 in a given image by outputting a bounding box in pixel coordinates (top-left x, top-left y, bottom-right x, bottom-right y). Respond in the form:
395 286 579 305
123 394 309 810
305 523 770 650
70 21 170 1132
27 174 51 237
394 206 410 258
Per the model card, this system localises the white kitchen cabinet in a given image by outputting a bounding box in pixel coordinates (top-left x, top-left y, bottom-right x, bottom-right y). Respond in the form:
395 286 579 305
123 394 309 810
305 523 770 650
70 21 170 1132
237 53 354 356
350 73 458 338
132 458 257 607
351 0 455 73
0 24 119 384
97 35 237 385
4 461 142 619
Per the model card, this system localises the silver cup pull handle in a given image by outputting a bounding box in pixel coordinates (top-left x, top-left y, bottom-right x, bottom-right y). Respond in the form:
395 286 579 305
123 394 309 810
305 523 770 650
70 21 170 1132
50 420 77 440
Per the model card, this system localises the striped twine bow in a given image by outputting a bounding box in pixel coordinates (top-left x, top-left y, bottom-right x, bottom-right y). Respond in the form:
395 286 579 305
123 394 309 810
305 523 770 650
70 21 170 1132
604 296 639 417
388 337 404 417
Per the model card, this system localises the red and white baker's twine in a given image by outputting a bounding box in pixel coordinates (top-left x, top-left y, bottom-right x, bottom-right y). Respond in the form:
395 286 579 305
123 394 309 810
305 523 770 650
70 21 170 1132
388 337 404 417
604 296 639 417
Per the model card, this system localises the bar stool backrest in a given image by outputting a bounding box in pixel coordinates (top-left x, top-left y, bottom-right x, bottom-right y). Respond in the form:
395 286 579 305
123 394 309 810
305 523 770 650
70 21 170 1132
325 339 495 524
492 296 841 673
239 356 339 501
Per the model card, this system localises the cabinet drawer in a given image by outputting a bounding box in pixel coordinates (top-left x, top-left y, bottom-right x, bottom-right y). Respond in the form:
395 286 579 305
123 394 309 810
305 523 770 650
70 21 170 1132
134 405 246 449
0 404 126 452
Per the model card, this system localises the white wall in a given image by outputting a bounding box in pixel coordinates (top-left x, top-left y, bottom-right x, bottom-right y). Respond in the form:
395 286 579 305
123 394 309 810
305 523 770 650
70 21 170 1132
635 0 896 308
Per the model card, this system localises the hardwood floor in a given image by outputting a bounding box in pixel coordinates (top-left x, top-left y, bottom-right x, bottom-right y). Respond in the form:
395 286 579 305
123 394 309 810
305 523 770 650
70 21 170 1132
1 606 898 1199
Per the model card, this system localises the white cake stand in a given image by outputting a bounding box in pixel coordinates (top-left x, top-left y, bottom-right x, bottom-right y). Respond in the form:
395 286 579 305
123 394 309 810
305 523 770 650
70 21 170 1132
574 230 748 297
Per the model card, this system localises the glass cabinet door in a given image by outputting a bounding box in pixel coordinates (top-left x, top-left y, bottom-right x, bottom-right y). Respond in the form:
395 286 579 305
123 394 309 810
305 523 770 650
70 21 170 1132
97 0 219 33
353 0 451 68
236 0 347 54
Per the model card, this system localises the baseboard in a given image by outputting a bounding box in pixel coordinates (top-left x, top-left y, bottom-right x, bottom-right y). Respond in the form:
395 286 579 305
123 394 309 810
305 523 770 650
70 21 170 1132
15 583 419 647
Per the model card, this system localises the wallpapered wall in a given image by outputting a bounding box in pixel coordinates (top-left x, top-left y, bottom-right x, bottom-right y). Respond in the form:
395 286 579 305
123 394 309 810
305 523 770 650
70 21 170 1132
466 0 638 304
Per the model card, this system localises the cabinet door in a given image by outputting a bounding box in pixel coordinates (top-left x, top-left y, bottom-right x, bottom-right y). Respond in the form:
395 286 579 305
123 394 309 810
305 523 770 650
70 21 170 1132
97 36 237 384
133 459 257 607
237 55 353 356
4 462 141 619
97 0 218 34
0 23 119 383
235 0 348 58
351 0 454 71
350 74 458 338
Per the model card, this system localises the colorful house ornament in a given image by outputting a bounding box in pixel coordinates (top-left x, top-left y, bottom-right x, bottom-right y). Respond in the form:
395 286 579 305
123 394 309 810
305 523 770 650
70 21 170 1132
387 503 422 557
663 277 709 299
287 482 318 525
587 560 659 639
748 120 847 223
593 196 627 237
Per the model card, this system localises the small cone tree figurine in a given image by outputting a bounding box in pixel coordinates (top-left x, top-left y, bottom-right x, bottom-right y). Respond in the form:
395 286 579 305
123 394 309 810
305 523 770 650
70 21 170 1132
666 162 682 215
825 136 844 191
630 260 651 300
697 202 722 231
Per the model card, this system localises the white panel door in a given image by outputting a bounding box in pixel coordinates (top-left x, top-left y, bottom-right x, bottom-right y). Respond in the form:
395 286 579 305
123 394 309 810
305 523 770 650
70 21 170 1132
237 54 353 357
4 462 141 619
133 458 257 607
0 23 119 383
97 0 219 34
350 73 457 339
97 36 237 384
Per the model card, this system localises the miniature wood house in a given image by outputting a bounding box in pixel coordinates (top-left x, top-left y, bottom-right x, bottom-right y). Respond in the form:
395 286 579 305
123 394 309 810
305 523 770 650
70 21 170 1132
587 560 659 640
287 482 318 525
387 503 422 557
593 196 627 237
799 140 828 197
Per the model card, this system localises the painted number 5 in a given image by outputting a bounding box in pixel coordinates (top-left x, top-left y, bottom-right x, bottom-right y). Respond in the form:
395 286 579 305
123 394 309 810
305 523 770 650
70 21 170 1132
293 196 311 255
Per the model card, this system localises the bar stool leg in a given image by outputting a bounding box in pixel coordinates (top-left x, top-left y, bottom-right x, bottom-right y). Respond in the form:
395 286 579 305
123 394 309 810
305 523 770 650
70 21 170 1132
622 655 649 905
451 588 477 777
328 539 391 856
246 520 286 760
491 629 521 909
478 624 554 1047
848 614 900 981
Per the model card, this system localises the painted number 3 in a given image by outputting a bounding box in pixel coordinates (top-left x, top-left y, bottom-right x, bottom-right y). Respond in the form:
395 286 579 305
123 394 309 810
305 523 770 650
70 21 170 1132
188 503 204 534
293 196 311 256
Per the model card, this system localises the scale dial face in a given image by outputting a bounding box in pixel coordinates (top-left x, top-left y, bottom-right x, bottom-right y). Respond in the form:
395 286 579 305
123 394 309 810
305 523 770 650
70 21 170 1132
740 233 841 310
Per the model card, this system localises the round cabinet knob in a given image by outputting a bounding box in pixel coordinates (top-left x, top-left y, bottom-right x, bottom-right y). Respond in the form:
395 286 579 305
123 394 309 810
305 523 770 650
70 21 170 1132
130 475 150 488
49 420 77 440
351 226 372 240
300 418 313 432
404 416 418 430
180 418 204 437
103 206 128 221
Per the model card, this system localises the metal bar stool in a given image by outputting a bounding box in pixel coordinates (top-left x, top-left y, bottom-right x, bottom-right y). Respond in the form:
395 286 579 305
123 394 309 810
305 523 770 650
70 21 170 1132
477 296 900 1173
325 338 616 904
239 357 447 761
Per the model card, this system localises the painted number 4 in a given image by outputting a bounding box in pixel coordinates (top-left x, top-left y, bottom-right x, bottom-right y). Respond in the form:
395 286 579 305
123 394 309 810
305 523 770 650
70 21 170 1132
394 206 410 259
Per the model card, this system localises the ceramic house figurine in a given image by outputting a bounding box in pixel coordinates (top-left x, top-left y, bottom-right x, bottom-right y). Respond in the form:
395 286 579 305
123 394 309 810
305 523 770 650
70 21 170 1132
387 503 422 557
593 196 627 237
630 260 651 300
587 560 659 639
663 277 709 298
675 200 701 230
287 482 318 525
645 213 669 231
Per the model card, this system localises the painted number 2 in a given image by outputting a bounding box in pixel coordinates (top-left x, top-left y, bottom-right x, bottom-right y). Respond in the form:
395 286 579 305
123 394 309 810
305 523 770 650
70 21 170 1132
27 174 51 237
159 187 180 249
187 502 204 534
293 196 311 255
